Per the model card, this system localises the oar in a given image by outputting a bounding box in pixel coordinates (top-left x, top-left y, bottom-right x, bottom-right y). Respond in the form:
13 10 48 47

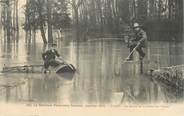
57 57 79 73
122 42 140 64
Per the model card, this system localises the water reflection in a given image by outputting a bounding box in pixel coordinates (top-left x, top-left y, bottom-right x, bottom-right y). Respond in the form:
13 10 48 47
0 39 183 104
31 75 59 103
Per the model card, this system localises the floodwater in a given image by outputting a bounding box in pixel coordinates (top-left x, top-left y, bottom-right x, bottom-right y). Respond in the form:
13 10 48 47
0 38 183 105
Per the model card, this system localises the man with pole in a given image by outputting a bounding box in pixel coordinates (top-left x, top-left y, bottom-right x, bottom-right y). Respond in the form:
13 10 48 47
126 23 147 61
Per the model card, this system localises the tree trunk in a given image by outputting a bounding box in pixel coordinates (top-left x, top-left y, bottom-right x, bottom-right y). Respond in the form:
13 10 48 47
40 23 47 44
13 0 16 40
47 0 53 44
16 0 19 42
74 8 79 40
37 5 47 44
7 0 11 43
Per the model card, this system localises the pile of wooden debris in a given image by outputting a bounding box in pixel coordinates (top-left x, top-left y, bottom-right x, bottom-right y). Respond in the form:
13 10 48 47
150 65 184 90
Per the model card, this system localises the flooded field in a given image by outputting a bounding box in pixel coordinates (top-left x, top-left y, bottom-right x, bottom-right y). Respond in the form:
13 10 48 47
0 39 183 105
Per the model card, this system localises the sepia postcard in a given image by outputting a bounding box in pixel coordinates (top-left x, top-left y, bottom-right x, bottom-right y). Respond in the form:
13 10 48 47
0 0 183 115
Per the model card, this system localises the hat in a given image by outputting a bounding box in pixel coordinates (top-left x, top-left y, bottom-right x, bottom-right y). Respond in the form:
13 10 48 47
133 23 140 28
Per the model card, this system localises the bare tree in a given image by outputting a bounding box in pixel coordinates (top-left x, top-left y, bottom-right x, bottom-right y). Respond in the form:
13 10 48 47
47 0 53 44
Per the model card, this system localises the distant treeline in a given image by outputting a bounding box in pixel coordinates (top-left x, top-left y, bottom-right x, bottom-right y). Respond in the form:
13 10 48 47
0 0 182 44
73 0 183 41
23 0 71 44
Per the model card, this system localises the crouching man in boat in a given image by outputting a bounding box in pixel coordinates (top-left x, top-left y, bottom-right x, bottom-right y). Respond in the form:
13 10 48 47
42 47 63 73
126 23 147 61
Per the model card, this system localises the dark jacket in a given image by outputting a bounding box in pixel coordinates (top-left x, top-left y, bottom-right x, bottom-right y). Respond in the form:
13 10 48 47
42 49 60 61
131 29 147 47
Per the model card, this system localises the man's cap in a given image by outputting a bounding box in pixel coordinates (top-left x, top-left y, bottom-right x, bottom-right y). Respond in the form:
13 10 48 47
133 23 140 28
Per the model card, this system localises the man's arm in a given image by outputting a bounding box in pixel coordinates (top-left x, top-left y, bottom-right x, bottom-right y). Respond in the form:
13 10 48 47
53 49 60 57
42 52 46 60
138 30 147 44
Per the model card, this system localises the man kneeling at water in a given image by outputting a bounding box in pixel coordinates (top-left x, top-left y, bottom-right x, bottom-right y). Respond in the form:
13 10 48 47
42 47 63 73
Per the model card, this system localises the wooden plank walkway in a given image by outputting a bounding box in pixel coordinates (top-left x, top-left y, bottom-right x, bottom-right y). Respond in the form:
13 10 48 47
2 64 44 73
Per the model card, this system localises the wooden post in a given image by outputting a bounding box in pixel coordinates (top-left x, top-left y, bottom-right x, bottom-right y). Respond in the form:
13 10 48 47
183 0 184 39
140 59 143 74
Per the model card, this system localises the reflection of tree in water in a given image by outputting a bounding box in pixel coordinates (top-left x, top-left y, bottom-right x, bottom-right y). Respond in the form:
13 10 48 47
117 73 166 104
123 75 184 104
31 75 60 103
156 81 184 103
0 78 25 102
26 33 38 56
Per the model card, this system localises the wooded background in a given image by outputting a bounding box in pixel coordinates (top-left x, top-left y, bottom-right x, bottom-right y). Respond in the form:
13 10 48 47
0 0 183 44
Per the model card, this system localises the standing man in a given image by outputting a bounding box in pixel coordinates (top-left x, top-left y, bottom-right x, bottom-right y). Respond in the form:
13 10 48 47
127 23 147 61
